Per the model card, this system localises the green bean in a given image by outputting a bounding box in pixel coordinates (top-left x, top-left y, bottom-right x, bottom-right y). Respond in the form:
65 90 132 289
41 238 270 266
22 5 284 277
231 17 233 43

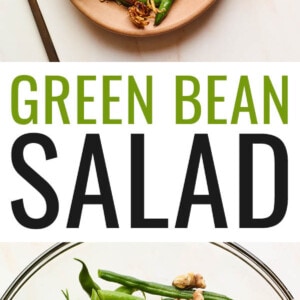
154 0 174 26
98 270 233 300
115 285 147 299
202 291 234 300
115 286 138 294
75 259 101 297
75 259 147 300
140 0 162 7
98 290 145 300
91 289 102 300
98 269 193 299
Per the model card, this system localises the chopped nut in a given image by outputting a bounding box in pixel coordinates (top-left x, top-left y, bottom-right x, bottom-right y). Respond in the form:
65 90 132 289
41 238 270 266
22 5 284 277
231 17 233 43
172 272 194 289
193 289 204 300
194 273 206 289
172 272 206 289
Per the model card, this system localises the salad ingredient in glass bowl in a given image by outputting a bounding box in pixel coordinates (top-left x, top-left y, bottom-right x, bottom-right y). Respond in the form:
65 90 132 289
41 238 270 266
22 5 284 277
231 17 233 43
62 259 233 300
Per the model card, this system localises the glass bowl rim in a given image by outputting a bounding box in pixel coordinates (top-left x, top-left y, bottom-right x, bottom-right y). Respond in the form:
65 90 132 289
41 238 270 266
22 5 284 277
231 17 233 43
1 242 294 300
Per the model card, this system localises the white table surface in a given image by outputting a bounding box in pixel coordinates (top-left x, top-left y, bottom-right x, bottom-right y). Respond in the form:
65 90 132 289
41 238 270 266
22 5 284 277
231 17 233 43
1 0 300 61
0 243 299 299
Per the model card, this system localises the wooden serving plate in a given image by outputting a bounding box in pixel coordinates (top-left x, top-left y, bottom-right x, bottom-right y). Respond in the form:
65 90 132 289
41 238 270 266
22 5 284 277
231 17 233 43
70 0 217 37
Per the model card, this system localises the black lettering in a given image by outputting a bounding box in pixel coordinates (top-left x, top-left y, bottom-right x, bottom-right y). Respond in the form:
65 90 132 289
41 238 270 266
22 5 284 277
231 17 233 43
67 134 118 228
11 133 58 229
240 134 288 228
176 134 227 228
131 134 168 228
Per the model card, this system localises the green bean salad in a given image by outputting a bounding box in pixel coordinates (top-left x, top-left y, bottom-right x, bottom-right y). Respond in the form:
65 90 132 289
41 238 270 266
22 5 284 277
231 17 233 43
102 0 174 28
62 259 233 300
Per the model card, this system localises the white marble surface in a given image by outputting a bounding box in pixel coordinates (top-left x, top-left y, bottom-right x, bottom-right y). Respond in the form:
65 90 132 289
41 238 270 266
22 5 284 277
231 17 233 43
1 0 300 61
0 243 299 299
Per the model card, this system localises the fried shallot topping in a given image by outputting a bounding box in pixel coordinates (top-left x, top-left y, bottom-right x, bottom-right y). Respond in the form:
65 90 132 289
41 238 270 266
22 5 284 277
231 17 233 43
172 272 206 289
128 1 151 28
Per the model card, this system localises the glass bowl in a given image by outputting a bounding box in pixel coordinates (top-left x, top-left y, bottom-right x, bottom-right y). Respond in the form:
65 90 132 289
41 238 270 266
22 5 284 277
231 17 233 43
1 243 293 300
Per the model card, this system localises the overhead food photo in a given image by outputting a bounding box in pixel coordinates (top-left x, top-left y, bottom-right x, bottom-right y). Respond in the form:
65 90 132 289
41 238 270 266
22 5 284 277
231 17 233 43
69 0 216 36
0 243 296 299
1 0 300 61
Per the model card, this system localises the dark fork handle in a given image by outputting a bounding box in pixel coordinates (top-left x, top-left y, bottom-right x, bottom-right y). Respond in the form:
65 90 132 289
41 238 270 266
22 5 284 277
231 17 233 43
28 0 60 62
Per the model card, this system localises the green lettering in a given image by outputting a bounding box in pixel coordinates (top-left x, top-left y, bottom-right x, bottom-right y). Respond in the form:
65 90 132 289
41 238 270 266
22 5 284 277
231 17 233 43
231 76 257 124
45 76 70 124
103 76 122 124
264 76 288 124
176 76 200 124
78 76 97 124
11 75 38 124
208 76 227 124
128 76 152 124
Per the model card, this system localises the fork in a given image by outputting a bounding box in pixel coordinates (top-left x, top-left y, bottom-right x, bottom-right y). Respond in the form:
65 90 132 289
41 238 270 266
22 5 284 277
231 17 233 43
28 0 60 62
